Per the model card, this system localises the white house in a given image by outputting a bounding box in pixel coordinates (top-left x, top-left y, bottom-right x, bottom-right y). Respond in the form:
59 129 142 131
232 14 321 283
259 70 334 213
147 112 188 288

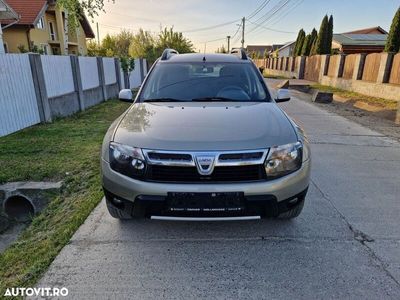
276 41 295 57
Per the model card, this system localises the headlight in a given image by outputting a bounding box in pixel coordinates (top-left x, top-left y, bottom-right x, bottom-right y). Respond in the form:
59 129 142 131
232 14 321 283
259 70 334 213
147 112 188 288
264 142 302 179
109 142 146 179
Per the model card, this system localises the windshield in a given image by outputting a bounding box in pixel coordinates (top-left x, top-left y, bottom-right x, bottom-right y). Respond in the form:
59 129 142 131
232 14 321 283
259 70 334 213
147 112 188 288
139 62 271 102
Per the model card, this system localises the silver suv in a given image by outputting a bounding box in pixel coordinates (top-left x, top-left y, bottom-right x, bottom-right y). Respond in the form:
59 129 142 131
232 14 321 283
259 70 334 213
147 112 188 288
101 49 310 221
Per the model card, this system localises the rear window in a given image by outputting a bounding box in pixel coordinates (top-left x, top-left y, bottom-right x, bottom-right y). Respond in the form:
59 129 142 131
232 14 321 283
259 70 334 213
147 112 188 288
139 62 271 102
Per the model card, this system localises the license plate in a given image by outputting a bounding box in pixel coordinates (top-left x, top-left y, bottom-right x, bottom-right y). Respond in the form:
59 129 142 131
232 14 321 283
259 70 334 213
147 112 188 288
167 192 244 212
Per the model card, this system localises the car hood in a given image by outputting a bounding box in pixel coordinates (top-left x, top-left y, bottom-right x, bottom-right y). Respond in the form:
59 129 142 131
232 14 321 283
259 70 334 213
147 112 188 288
113 102 297 151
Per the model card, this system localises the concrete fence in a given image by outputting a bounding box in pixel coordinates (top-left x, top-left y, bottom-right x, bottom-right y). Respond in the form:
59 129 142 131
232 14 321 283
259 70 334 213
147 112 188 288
257 52 400 102
0 54 147 137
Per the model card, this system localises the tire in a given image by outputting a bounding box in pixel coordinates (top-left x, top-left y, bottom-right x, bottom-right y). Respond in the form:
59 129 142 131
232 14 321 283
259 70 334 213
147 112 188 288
105 198 132 219
278 197 305 219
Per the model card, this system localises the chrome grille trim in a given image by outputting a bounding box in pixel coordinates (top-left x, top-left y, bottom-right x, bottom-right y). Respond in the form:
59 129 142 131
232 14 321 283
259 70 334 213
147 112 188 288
142 149 269 167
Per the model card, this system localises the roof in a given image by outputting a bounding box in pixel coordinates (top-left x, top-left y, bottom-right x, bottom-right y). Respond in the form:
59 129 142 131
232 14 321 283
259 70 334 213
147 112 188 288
79 13 95 38
344 26 388 35
0 0 19 20
160 53 251 64
277 41 295 52
333 33 387 46
247 45 273 53
1 0 46 25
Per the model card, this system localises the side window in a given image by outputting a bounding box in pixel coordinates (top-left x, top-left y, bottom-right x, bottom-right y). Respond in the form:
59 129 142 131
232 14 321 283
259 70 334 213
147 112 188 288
36 17 45 29
49 22 57 40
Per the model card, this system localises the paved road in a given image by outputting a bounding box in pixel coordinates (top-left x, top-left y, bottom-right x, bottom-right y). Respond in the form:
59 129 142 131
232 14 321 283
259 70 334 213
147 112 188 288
36 86 400 299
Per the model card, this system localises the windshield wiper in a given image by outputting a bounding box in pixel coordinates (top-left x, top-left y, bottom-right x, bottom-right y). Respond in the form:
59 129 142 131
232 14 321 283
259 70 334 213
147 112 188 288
191 97 239 102
143 98 188 102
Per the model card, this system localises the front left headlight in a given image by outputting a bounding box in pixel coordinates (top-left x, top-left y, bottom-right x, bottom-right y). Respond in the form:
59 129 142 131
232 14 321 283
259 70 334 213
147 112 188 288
109 142 147 179
264 141 302 179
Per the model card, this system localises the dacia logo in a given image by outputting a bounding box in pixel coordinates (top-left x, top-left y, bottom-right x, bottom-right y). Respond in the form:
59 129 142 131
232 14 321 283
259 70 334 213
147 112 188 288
195 155 216 175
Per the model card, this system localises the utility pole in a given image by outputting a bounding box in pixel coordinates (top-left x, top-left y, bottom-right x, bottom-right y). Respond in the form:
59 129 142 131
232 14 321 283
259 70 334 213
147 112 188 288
96 22 100 45
241 17 245 49
227 36 231 52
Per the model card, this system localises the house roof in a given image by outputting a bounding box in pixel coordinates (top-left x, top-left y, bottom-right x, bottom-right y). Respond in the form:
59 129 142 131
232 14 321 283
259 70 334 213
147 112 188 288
277 41 295 51
333 33 387 46
247 45 273 53
1 0 46 25
0 0 19 20
343 26 388 35
80 14 95 38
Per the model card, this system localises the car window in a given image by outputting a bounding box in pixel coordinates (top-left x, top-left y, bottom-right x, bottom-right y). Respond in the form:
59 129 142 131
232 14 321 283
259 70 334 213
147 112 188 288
139 62 270 102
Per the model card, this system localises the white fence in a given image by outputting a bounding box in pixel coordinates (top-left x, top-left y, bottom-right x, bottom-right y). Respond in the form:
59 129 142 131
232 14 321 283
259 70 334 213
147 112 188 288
1 54 148 137
0 54 41 136
41 55 75 98
103 58 117 85
79 56 99 90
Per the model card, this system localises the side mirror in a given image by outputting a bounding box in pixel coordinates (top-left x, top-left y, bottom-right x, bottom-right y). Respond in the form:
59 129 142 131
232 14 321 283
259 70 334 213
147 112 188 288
118 89 133 102
275 89 291 103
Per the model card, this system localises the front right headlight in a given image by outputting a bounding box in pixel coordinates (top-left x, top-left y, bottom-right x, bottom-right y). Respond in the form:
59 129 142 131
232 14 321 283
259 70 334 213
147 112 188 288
264 142 302 179
109 142 147 179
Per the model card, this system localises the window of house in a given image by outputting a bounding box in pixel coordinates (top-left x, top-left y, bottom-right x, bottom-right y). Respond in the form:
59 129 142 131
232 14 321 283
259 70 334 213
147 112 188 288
49 22 57 40
3 43 8 53
36 17 45 29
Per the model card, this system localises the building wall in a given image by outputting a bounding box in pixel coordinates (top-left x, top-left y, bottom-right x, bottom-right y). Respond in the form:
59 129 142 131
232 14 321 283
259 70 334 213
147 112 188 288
2 26 29 53
2 9 89 55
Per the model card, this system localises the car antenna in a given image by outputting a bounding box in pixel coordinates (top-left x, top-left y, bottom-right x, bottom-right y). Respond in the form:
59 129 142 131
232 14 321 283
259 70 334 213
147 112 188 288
203 42 207 61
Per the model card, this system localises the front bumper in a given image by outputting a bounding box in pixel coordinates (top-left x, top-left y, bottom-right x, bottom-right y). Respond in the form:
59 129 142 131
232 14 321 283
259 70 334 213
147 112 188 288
101 158 310 203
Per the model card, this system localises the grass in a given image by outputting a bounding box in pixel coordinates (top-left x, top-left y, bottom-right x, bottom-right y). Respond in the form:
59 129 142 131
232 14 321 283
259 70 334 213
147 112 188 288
0 100 130 297
310 83 398 110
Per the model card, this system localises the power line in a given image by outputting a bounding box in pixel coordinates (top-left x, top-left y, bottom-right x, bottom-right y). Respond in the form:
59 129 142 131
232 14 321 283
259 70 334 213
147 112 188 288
247 0 271 19
247 19 296 34
181 19 241 33
269 0 304 27
246 0 292 36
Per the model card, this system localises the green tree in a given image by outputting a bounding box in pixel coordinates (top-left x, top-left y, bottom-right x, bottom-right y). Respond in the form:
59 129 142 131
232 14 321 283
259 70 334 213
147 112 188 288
385 7 400 52
315 15 330 54
301 34 312 56
57 0 113 29
293 29 306 56
327 15 334 53
157 27 194 54
128 29 158 62
216 45 227 53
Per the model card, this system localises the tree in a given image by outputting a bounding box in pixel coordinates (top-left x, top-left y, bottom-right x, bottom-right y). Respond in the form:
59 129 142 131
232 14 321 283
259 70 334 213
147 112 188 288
327 15 334 53
293 29 306 56
216 45 227 53
301 34 311 56
314 15 330 54
57 0 113 29
385 7 400 52
129 27 194 64
128 29 158 62
157 27 194 54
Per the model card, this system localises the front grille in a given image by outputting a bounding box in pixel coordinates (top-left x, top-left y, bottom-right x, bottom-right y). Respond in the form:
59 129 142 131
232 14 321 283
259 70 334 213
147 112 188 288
145 165 266 183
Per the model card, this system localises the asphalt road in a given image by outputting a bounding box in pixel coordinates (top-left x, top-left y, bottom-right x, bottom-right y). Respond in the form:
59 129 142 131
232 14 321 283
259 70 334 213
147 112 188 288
35 85 400 299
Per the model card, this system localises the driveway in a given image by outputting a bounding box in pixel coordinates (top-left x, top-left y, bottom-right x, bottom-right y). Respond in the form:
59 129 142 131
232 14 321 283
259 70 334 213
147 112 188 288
35 83 400 299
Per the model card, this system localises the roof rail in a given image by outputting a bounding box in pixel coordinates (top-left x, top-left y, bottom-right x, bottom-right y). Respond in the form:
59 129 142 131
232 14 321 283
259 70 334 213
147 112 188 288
230 48 248 60
161 48 179 60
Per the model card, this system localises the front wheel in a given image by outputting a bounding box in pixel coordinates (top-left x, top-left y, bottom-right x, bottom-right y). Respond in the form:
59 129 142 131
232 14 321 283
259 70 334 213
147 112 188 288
277 197 305 219
105 197 132 219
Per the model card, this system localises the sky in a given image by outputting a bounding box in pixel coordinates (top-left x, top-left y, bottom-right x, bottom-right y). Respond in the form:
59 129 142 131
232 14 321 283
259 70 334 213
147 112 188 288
92 0 399 52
